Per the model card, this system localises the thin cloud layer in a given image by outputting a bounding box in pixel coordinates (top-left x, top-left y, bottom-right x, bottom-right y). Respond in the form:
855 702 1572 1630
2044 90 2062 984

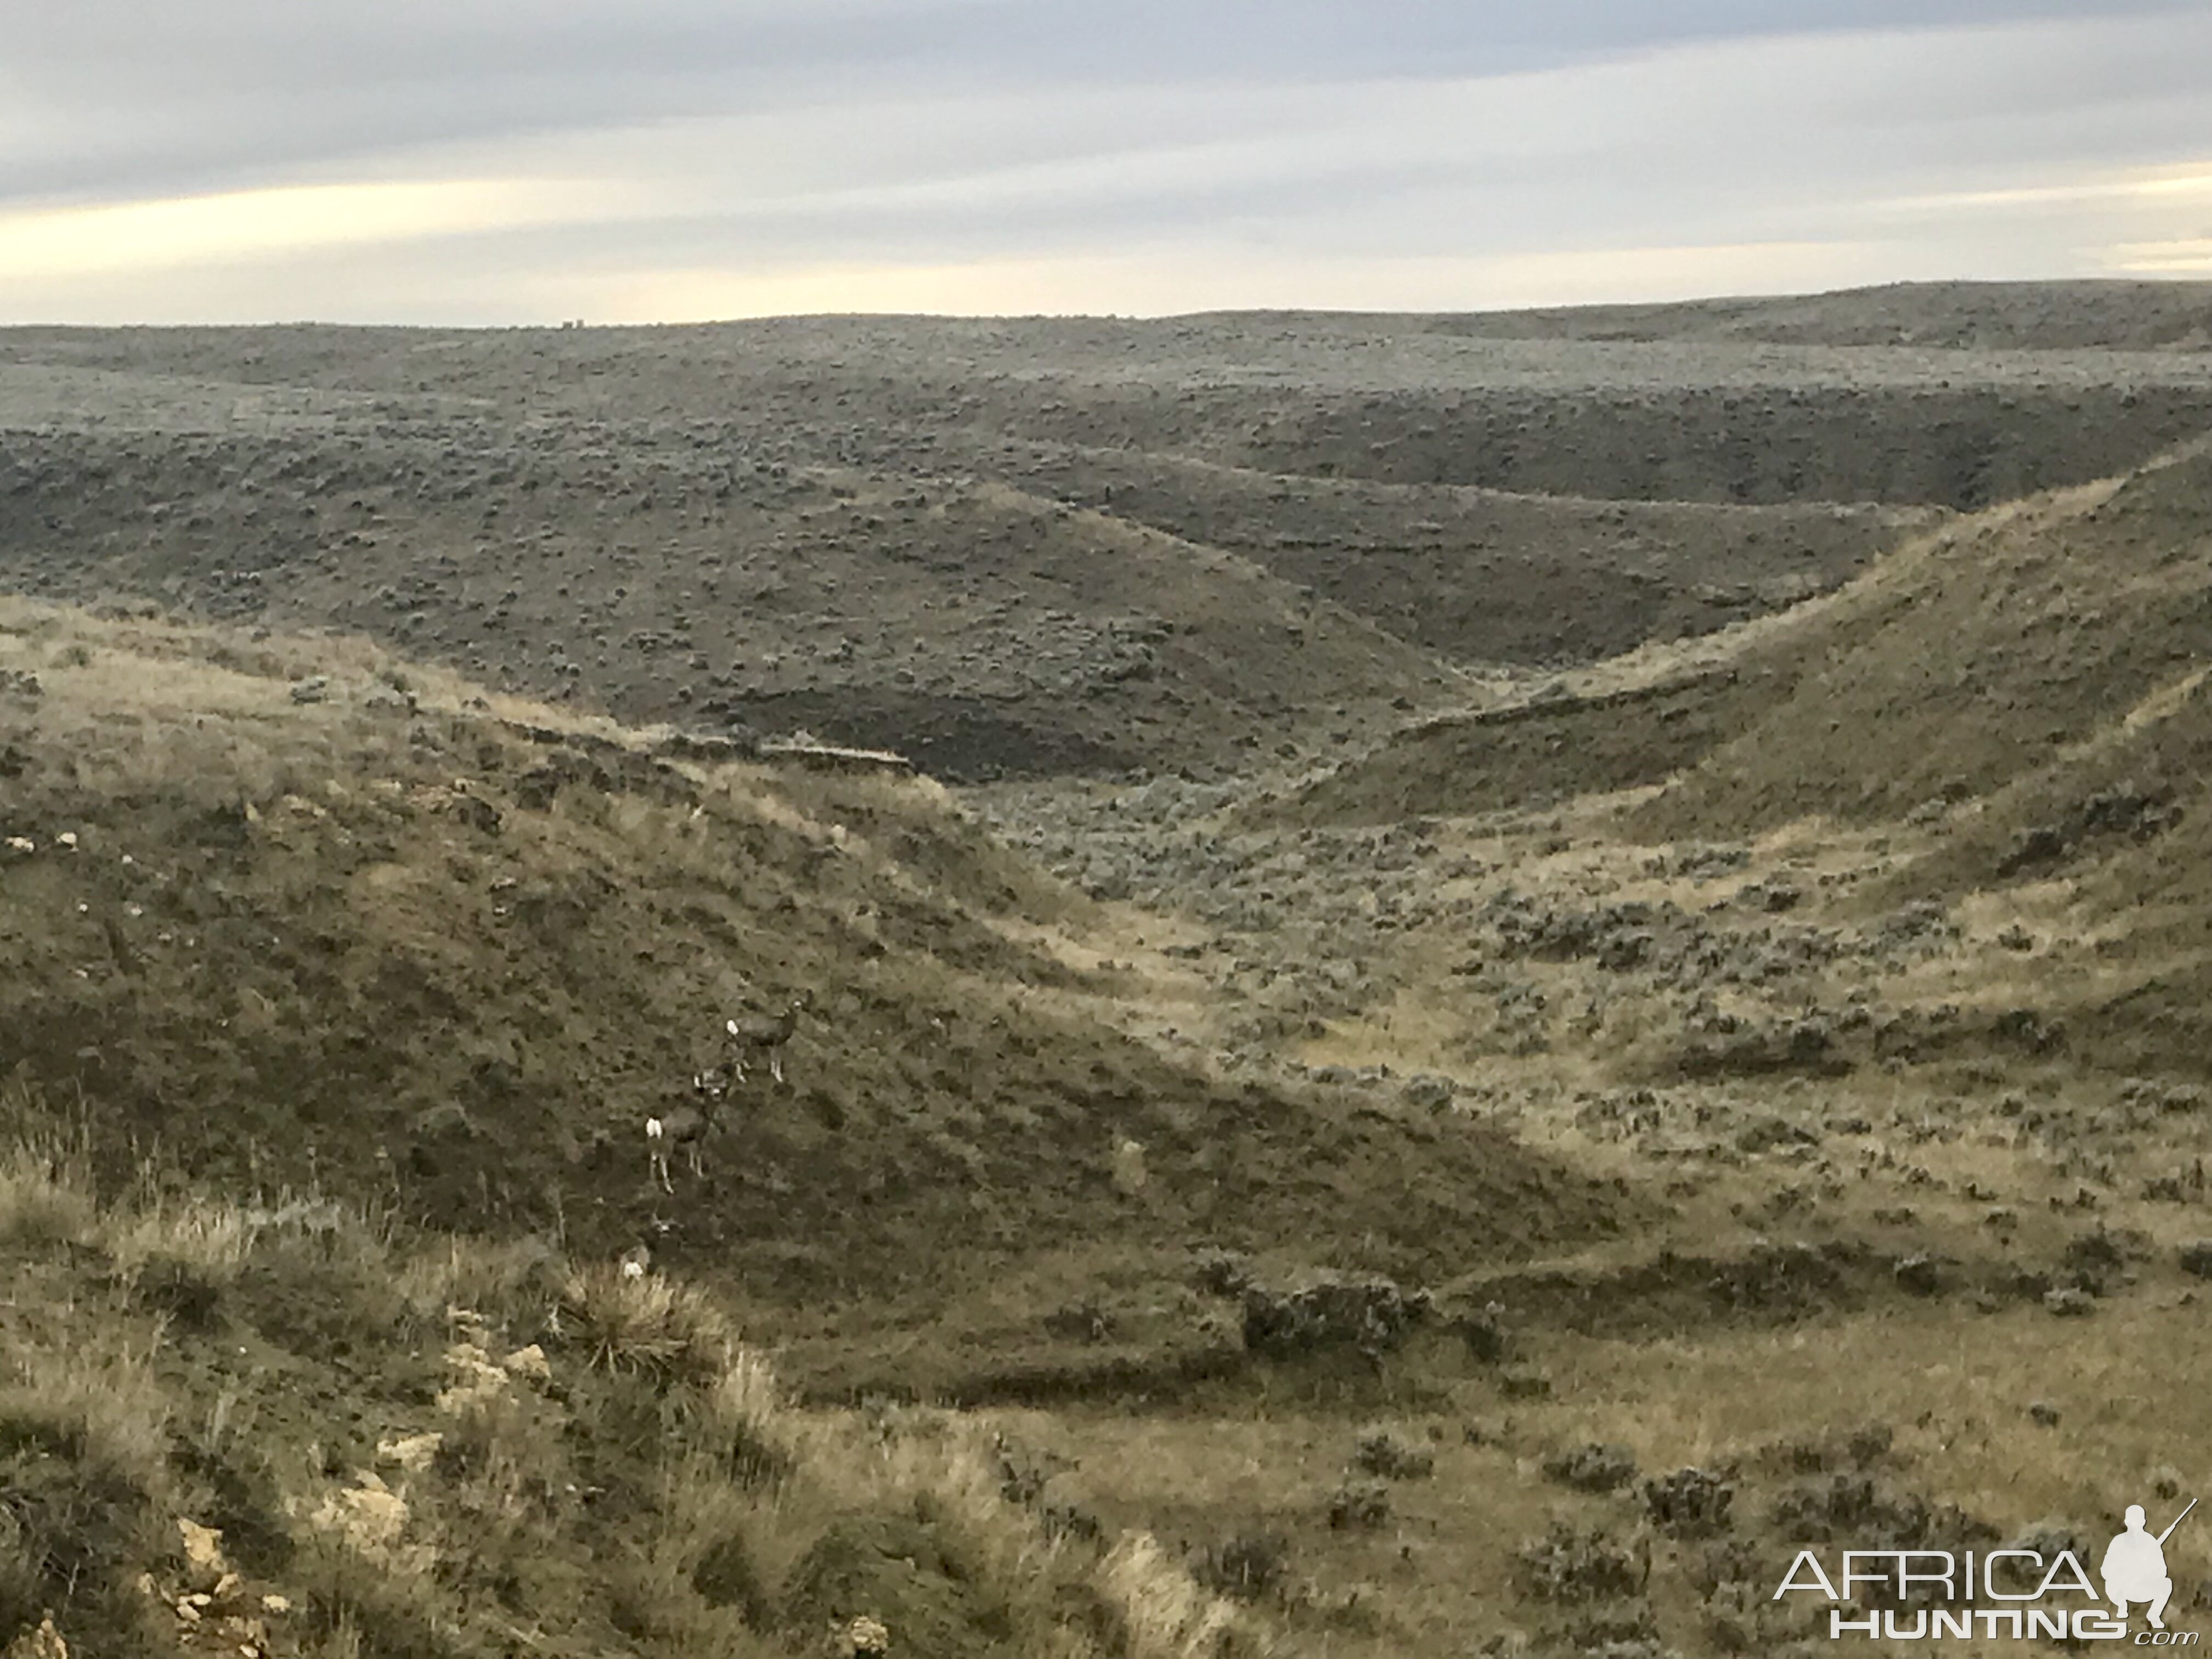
3 2 2208 321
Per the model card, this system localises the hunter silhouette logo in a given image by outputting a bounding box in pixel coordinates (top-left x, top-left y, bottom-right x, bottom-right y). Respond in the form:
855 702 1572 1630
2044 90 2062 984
1776 1494 2201 1642
2106 1500 2194 1631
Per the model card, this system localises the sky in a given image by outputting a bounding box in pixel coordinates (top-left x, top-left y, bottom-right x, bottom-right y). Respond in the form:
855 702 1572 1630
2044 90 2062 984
2 1 2210 323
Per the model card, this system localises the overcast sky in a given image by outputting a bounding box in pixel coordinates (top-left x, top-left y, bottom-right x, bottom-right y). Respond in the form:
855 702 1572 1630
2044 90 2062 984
3 1 2209 323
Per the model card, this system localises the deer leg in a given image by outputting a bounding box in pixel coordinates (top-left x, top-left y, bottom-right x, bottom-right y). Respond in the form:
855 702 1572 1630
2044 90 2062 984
771 1052 785 1086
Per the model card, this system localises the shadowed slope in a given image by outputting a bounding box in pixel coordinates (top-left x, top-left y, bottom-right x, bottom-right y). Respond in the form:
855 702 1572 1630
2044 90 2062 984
0 599 1629 1321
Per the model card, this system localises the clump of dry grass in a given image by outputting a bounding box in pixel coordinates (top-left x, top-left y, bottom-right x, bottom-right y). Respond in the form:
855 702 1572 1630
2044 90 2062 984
0 1340 174 1651
0 1081 94 1251
1190 1532 1291 1604
1099 1532 1248 1659
108 1193 253 1277
393 1233 564 1324
0 1341 172 1501
617 1452 780 1651
106 1189 257 1331
692 1345 793 1489
0 1142 94 1251
290 1529 475 1659
555 1263 736 1387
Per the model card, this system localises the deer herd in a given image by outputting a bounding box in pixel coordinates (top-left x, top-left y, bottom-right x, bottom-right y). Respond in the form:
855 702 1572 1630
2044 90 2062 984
645 990 814 1194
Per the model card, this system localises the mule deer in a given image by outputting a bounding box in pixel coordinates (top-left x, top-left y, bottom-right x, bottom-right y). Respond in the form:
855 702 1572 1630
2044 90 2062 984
725 990 815 1088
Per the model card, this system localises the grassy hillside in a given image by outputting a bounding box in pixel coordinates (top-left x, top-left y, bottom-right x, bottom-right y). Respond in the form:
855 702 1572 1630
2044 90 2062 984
7 298 2212 790
988 445 1928 664
1283 435 2212 833
0 599 1627 1389
22 290 2212 1658
1417 279 2212 351
1630 437 2212 836
0 1104 1262 1659
1250 433 2212 1089
0 429 1458 781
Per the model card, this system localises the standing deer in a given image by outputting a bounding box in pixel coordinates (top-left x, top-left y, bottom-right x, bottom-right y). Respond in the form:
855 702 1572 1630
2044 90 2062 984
725 990 815 1088
645 1068 730 1193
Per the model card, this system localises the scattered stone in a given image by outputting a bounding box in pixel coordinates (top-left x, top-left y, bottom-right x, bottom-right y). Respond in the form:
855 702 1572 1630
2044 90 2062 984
2028 1401 2062 1427
1109 1136 1148 1196
376 1431 445 1471
2042 1287 2096 1317
840 1614 892 1656
176 1516 228 1589
306 1471 422 1568
3 1615 66 1659
287 675 329 704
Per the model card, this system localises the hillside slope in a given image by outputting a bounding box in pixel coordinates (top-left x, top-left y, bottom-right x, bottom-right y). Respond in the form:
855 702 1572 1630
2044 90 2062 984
0 427 1456 781
0 1120 1271 1659
1632 437 2212 835
8 295 2212 788
989 444 1928 663
1267 435 2212 1077
13 298 2211 509
1414 278 2212 351
1284 437 2212 828
0 599 1628 1356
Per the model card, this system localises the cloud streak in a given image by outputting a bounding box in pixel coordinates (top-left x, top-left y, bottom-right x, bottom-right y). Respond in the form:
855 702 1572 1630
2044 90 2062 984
2 3 2208 321
0 180 633 279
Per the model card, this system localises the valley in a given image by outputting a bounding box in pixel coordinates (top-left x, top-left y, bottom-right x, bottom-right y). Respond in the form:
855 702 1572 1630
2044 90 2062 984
5 280 2212 1657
